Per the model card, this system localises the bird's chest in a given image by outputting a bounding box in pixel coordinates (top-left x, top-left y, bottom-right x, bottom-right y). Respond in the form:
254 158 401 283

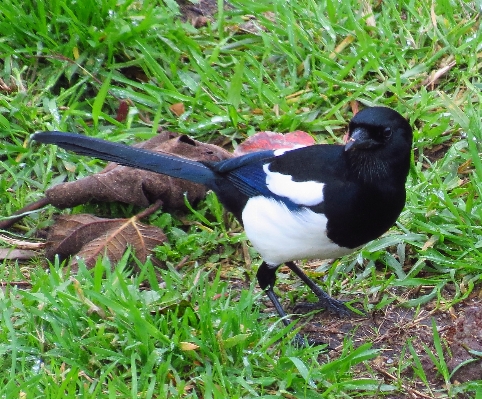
241 196 355 266
323 186 405 249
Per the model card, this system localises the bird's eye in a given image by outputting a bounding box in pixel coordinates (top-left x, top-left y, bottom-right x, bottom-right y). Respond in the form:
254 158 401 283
383 127 392 139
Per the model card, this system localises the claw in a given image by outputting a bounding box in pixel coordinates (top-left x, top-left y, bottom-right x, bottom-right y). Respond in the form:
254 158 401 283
293 298 354 318
292 332 330 349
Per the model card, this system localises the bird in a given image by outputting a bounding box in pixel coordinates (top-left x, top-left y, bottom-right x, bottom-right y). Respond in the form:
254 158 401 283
32 106 413 345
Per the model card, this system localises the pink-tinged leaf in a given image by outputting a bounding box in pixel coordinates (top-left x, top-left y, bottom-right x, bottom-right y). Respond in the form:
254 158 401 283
234 130 315 156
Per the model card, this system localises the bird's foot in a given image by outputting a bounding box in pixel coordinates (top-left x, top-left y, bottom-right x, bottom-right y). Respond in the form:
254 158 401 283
293 296 354 318
292 333 330 349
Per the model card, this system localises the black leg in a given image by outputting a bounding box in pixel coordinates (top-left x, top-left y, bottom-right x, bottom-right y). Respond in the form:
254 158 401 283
256 262 324 347
285 261 352 317
256 262 291 324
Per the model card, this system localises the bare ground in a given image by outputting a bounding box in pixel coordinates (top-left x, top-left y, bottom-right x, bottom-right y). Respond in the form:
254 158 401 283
261 281 482 397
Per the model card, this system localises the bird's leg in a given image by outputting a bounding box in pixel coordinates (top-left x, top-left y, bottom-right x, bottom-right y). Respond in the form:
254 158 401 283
256 262 323 347
285 261 352 317
256 262 292 326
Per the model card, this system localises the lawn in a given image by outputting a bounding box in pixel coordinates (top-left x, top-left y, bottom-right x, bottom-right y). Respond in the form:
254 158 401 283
1 0 482 397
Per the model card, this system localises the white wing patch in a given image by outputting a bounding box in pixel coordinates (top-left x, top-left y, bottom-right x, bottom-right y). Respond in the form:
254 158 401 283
242 196 355 266
263 164 325 206
273 147 305 156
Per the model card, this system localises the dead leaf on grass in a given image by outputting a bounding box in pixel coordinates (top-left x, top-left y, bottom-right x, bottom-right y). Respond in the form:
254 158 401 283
361 0 376 28
0 234 44 261
179 342 200 351
0 234 45 250
233 130 315 156
170 102 186 117
176 0 230 28
0 248 38 261
45 202 167 270
115 99 130 122
329 35 355 60
423 59 456 89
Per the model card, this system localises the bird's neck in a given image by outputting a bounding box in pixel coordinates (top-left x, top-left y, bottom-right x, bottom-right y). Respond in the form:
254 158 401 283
348 153 409 186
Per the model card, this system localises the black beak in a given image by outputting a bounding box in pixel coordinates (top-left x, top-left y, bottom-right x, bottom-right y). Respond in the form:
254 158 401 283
344 127 374 152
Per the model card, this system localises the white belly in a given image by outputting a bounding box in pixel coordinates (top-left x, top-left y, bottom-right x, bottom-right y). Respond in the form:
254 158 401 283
242 196 355 266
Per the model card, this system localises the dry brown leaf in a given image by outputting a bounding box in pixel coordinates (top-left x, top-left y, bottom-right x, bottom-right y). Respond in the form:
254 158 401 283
0 234 45 250
176 0 232 27
361 0 376 28
46 214 126 259
72 218 166 269
170 102 186 117
329 35 355 60
179 342 200 351
421 235 438 251
45 131 233 210
45 204 167 270
0 248 38 260
423 59 456 89
116 100 130 122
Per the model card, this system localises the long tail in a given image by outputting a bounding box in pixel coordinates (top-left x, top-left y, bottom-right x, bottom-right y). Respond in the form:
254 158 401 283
32 132 217 185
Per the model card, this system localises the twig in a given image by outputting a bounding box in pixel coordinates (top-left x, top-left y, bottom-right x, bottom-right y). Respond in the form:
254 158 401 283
0 197 50 230
134 200 164 220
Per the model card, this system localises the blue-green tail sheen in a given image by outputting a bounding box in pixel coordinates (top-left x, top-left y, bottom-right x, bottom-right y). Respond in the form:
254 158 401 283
32 132 217 185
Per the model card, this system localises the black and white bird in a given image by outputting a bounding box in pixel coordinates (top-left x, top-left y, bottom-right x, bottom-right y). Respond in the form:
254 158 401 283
32 106 412 343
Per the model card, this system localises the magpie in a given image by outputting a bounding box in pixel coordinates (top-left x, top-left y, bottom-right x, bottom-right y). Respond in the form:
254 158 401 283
32 106 412 343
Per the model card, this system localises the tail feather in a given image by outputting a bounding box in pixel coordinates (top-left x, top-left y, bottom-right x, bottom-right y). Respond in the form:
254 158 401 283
32 132 217 185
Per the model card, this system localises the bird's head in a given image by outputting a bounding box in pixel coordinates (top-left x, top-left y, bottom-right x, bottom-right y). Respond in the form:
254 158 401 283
344 106 413 182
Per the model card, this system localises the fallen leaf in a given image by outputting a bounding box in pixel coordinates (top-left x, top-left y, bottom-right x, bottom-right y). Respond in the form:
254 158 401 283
329 35 355 60
0 234 45 250
45 202 167 270
0 248 38 260
234 130 315 156
422 235 439 251
361 0 376 28
179 342 200 351
423 59 456 90
116 100 130 122
176 0 232 27
170 102 186 117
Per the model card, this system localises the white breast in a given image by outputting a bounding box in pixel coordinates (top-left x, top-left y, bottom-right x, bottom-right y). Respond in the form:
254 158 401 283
242 196 355 266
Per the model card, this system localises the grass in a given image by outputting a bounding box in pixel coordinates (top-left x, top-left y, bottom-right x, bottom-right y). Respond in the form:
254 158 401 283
0 255 385 398
1 0 482 397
